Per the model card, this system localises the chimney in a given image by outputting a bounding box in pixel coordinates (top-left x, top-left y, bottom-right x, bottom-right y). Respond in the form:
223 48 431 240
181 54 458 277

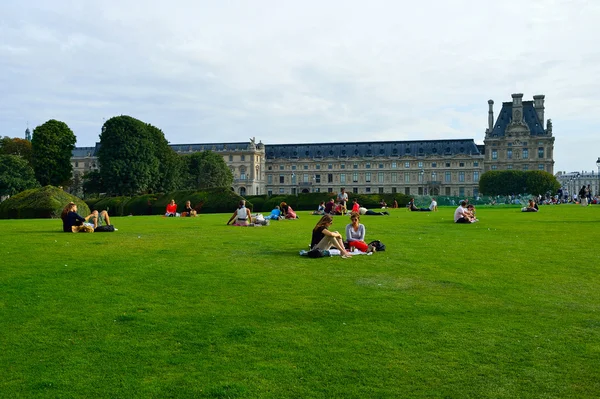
511 93 523 122
488 99 494 132
533 94 545 128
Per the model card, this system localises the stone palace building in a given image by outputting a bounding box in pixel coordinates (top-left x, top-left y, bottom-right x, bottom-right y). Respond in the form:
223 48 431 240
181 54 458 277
71 93 555 197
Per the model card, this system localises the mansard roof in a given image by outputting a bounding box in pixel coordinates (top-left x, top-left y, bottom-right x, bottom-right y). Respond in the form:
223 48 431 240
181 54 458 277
72 146 98 157
264 139 482 160
170 142 255 153
490 101 546 137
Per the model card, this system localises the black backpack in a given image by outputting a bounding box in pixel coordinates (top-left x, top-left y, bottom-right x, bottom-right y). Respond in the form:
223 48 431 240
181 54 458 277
95 225 115 232
307 248 331 258
368 240 386 252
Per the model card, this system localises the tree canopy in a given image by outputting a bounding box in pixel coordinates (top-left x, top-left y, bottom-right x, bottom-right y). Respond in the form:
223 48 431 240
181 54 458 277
0 154 40 196
0 136 32 165
184 151 233 190
31 120 76 187
479 170 560 196
98 116 183 196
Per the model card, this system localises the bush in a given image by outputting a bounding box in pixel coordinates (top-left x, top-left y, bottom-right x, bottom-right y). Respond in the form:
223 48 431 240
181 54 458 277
0 185 90 219
84 188 248 216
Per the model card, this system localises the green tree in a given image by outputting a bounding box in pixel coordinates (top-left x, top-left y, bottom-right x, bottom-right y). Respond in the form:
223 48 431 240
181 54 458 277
82 170 104 197
31 120 77 186
524 170 561 196
0 137 33 165
479 171 526 196
184 151 233 190
479 170 560 196
0 154 40 196
99 116 180 196
146 124 184 193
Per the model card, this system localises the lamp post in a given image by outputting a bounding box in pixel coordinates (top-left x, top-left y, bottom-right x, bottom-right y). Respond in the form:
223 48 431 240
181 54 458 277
292 173 297 196
596 157 600 197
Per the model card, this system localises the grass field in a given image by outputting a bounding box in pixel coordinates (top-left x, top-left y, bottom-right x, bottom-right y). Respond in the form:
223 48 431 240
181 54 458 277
1 205 599 398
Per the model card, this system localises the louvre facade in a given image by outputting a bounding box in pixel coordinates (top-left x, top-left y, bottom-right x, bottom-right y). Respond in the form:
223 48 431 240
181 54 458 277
71 93 555 197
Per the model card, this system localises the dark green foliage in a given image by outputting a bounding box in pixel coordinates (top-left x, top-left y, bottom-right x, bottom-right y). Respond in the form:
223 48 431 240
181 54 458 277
246 192 411 212
479 170 561 196
0 185 89 219
0 154 40 196
183 151 233 190
146 124 184 193
84 188 246 216
98 116 159 196
525 170 561 196
82 170 104 197
0 136 32 164
31 120 77 186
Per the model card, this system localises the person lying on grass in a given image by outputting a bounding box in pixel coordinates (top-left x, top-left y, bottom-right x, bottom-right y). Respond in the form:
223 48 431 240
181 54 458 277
311 214 353 259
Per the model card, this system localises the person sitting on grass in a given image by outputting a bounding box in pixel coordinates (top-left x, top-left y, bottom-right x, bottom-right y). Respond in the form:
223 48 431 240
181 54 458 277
454 201 470 223
165 199 178 217
227 200 252 226
345 212 376 253
311 214 353 259
266 206 282 220
429 198 438 211
312 202 326 215
379 199 387 209
61 202 95 233
522 199 539 212
324 198 336 215
466 204 479 222
280 202 298 219
181 200 197 217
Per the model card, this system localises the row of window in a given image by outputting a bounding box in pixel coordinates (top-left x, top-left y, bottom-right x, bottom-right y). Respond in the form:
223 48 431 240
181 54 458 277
491 148 545 160
268 161 480 171
267 171 480 184
490 164 546 171
267 187 478 197
227 155 261 162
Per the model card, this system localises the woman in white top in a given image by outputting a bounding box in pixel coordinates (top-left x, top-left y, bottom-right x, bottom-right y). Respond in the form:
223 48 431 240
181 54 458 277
227 200 252 226
345 212 375 253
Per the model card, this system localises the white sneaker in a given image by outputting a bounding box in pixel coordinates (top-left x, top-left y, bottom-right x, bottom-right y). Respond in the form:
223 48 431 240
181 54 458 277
114 228 118 231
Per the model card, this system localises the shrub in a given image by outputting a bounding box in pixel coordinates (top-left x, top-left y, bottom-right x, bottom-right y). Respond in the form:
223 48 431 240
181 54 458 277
84 188 248 216
0 185 90 219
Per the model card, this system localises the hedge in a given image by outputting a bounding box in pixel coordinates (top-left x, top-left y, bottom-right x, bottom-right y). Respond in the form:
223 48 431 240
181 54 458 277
0 185 90 219
244 192 412 212
84 188 248 216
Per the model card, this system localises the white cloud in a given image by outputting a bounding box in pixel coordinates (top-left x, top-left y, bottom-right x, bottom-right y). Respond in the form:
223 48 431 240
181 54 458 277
1 0 599 172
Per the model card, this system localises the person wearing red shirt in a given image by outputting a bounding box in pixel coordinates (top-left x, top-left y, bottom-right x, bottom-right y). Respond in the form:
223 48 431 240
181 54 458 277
165 199 178 217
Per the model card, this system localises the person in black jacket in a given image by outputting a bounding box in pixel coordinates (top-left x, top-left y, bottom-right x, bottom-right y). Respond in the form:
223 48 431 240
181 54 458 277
60 202 94 232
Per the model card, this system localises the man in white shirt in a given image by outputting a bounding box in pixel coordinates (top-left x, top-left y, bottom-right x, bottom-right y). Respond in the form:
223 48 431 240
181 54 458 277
429 198 438 211
337 188 348 214
454 201 470 223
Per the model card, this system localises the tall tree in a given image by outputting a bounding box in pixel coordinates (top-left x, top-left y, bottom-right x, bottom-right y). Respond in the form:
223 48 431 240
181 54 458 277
146 124 183 193
525 171 561 196
31 120 76 186
184 151 233 190
479 170 560 196
0 137 33 165
0 154 40 196
82 170 104 197
98 116 172 195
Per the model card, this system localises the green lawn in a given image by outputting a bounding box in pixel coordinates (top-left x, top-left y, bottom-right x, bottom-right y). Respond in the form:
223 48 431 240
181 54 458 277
1 205 599 398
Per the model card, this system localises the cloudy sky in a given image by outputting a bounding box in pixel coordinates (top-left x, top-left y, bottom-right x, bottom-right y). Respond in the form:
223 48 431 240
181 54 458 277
1 0 599 173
